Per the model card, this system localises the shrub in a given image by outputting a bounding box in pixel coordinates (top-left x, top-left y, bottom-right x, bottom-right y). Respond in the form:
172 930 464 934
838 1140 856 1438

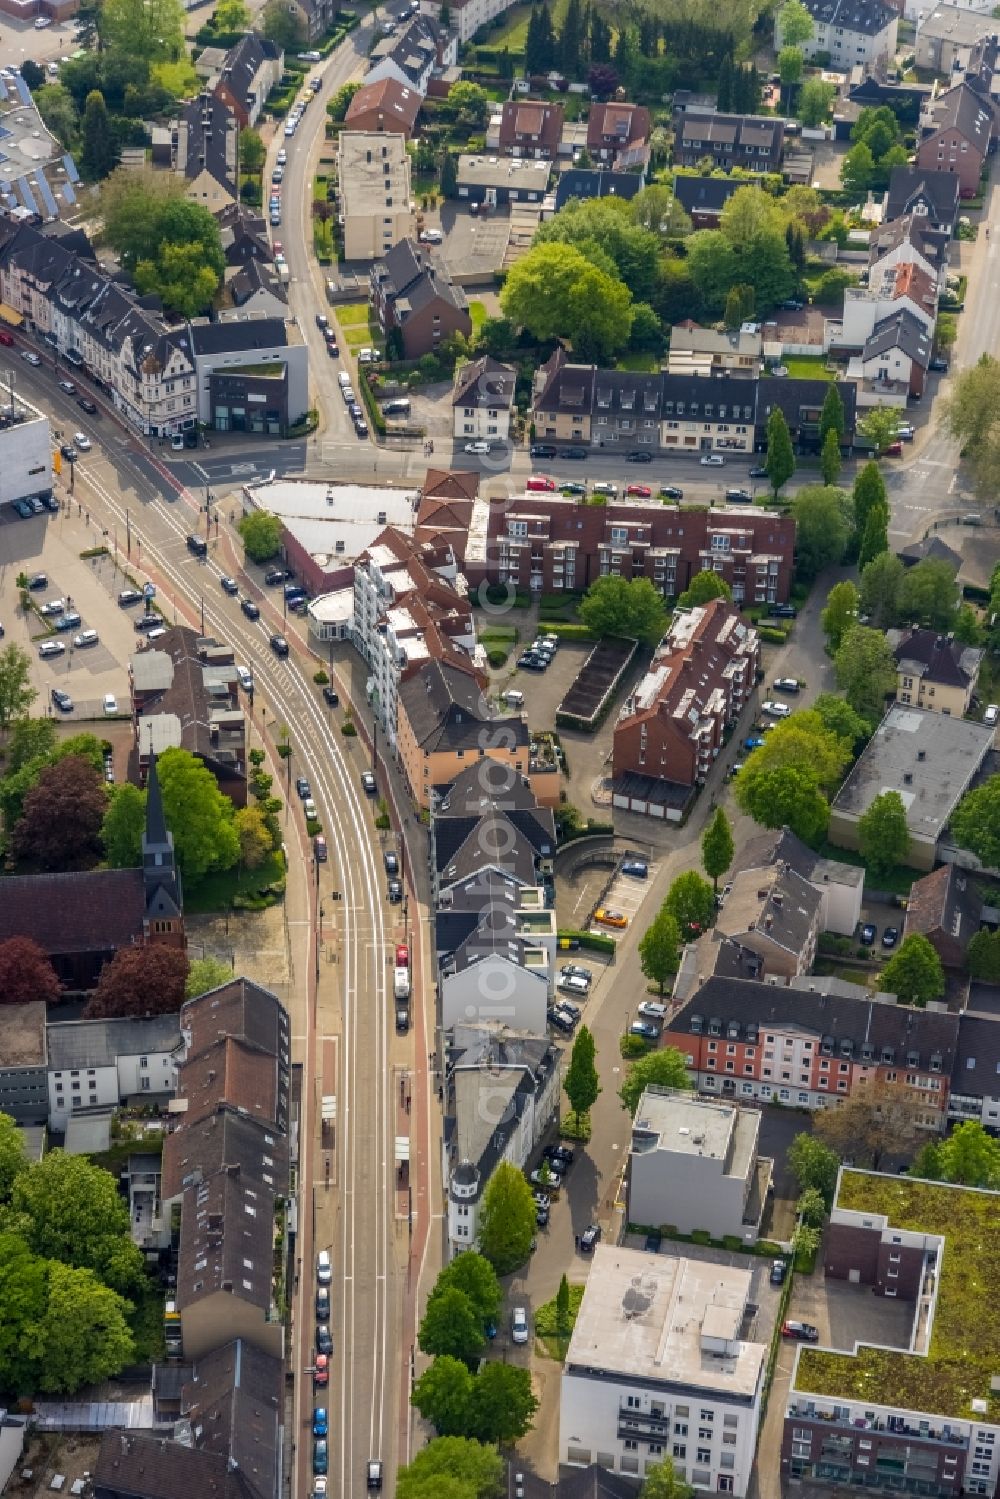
757 625 790 644
486 648 509 668
341 720 357 737
620 1033 649 1057
313 669 329 684
306 818 322 836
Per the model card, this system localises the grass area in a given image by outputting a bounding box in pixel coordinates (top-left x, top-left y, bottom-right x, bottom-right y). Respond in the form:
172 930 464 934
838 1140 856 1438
814 841 921 896
184 849 286 914
470 300 488 335
797 1171 1000 1419
337 302 371 327
615 351 661 372
782 356 834 382
534 1282 585 1361
488 0 570 51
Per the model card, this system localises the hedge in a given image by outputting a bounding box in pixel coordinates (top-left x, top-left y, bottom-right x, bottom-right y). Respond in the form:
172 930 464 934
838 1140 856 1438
757 625 789 645
538 621 596 642
557 928 616 955
359 373 387 436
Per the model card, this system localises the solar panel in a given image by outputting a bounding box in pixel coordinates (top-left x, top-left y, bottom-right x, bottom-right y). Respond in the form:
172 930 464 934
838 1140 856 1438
62 153 80 183
17 177 37 213
34 170 58 217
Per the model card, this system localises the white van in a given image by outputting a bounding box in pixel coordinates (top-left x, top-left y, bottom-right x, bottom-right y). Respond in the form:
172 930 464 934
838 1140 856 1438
338 371 351 388
558 974 590 998
394 967 411 1000
503 689 525 709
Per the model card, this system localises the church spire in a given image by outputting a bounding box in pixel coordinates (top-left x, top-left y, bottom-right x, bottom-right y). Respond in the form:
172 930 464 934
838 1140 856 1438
142 747 183 922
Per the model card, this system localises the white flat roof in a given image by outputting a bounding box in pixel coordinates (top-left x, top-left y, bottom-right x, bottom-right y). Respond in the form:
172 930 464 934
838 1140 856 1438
566 1244 765 1398
245 478 418 564
308 587 354 624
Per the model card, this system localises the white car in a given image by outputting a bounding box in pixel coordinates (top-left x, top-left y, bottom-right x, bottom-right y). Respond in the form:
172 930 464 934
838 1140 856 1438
418 228 443 244
464 441 490 454
762 700 791 718
21 350 41 366
357 347 380 363
73 629 99 648
511 1306 529 1345
284 122 296 137
34 14 52 25
985 704 1000 727
72 431 91 451
103 693 118 715
317 1249 332 1285
700 453 724 466
277 148 287 165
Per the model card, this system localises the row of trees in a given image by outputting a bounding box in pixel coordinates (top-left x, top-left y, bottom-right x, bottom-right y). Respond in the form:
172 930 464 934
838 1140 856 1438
0 931 234 1013
638 835 732 996
98 169 226 318
395 1435 691 1499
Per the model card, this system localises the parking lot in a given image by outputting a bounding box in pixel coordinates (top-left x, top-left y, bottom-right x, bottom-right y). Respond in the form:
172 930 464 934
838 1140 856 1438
788 1272 915 1354
587 862 659 937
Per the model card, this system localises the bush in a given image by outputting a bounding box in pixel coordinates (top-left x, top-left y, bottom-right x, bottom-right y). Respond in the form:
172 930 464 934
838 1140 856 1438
539 622 596 641
313 669 329 684
558 928 616 954
306 818 322 836
341 720 357 737
486 647 509 668
620 1032 649 1057
818 933 855 955
757 625 790 644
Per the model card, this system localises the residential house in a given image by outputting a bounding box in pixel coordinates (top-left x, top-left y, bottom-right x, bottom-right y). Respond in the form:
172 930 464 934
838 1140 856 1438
848 75 931 120
414 467 480 563
830 705 995 868
530 347 596 443
173 92 238 212
435 870 558 975
217 203 273 268
47 1015 181 1133
455 153 553 206
672 172 751 227
671 109 785 173
444 1025 561 1256
130 627 247 805
903 863 984 966
364 12 457 97
370 237 471 359
440 928 551 1034
432 765 556 905
452 355 516 445
778 0 898 65
592 368 664 451
714 862 823 979
898 534 963 570
187 314 308 435
949 992 1000 1127
849 309 934 397
397 656 530 810
782 1170 1000 1499
667 324 763 378
337 131 413 261
888 625 984 714
227 258 288 317
94 1433 258 1499
612 600 760 802
212 34 283 128
497 98 564 157
733 827 865 938
553 167 645 209
755 376 859 453
917 80 996 195
663 975 958 1120
560 1244 765 1493
423 0 519 44
466 487 796 604
627 1087 773 1242
659 370 757 455
586 100 652 165
885 164 962 231
343 75 421 138
915 7 997 72
868 213 952 291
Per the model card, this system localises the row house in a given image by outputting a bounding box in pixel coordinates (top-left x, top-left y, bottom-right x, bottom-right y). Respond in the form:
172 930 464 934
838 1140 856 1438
664 975 958 1124
867 213 952 291
472 493 795 603
211 34 283 129
612 600 760 792
671 107 785 173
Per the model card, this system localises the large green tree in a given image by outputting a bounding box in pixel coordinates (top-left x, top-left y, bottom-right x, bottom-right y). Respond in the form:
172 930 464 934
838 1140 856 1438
101 782 146 867
810 694 871 754
419 1287 486 1363
897 559 959 631
0 1232 48 1394
36 1262 135 1393
791 485 852 579
579 575 668 646
911 1121 1000 1188
950 775 1000 867
852 460 887 539
966 929 1000 981
80 89 119 181
0 1115 28 1202
664 870 715 942
942 353 1000 497
238 509 283 563
879 933 945 1007
820 426 842 485
821 580 859 654
619 1047 692 1115
641 1460 696 1499
788 1132 840 1202
765 407 795 495
676 571 732 609
859 550 905 630
11 1152 143 1294
433 1252 502 1332
477 1163 536 1275
779 0 814 45
858 407 900 457
564 1024 600 1119
260 0 305 48
156 747 239 881
819 383 845 444
396 1437 504 1499
638 906 682 994
834 624 896 724
858 791 910 879
701 806 734 890
470 1362 538 1443
100 169 224 316
185 955 234 999
0 643 36 729
501 242 633 360
411 1355 474 1436
99 0 185 63
857 501 889 571
535 196 661 302
735 763 830 844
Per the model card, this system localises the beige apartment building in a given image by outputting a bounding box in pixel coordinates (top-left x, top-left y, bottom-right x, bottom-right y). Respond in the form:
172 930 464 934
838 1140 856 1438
337 131 413 261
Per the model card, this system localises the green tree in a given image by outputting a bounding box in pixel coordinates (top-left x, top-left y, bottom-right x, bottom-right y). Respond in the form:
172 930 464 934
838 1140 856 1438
810 693 871 753
5 716 55 771
443 81 490 127
535 196 661 301
778 44 803 95
788 1132 840 1202
819 383 845 444
676 571 732 609
434 1252 502 1332
260 0 305 47
239 127 265 175
735 763 830 844
235 803 273 867
559 0 585 72
477 1163 536 1275
563 1024 600 1118
0 1232 48 1394
717 51 734 111
99 0 185 62
834 624 895 723
638 906 681 994
440 149 458 197
328 81 361 122
35 83 80 146
619 1047 692 1115
852 459 887 537
525 1 556 71
80 90 118 181
101 782 146 867
842 140 875 194
641 1460 695 1499
858 407 899 457
0 643 36 730
156 746 239 882
215 0 250 28
37 1262 135 1393
11 1152 142 1293
779 0 815 45
821 580 859 653
791 485 852 579
579 575 668 646
797 1186 827 1228
555 1272 571 1333
954 603 983 645
411 1355 474 1436
967 928 1000 981
942 353 1000 497
0 1115 28 1202
664 869 715 942
419 1286 486 1363
879 933 945 1007
820 426 841 486
470 1362 539 1443
238 509 282 562
799 77 835 128
858 790 910 878
185 955 234 998
897 559 959 631
951 776 1000 867
501 242 633 360
100 170 224 316
857 491 888 568
396 1437 504 1499
701 806 734 890
859 550 904 630
723 285 743 330
912 1121 1000 1188
765 406 795 495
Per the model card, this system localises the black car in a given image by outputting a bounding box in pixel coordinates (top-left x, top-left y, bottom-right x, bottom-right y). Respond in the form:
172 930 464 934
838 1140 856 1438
27 572 47 590
387 878 403 903
626 450 653 463
241 598 261 620
780 298 805 311
659 485 683 500
530 443 557 459
929 357 949 373
60 443 78 462
518 653 546 671
725 487 752 503
220 576 239 595
270 633 290 657
559 446 587 460
355 419 369 438
882 926 899 948
296 777 312 800
748 465 768 478
770 603 797 618
186 534 208 557
265 567 292 585
77 396 97 414
543 1144 574 1170
118 589 143 608
43 494 60 513
50 688 73 713
770 1259 788 1286
316 1324 333 1355
579 1223 601 1252
384 851 399 875
322 686 339 707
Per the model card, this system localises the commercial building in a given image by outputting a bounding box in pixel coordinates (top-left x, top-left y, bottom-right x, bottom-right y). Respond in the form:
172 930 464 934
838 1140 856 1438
0 72 77 222
337 131 413 262
664 975 958 1122
612 601 760 802
397 657 530 810
343 75 421 137
782 1170 1000 1499
829 705 996 869
777 0 898 65
0 383 52 508
560 1244 765 1492
627 1088 773 1242
370 238 471 359
888 626 983 715
452 355 516 444
188 314 307 436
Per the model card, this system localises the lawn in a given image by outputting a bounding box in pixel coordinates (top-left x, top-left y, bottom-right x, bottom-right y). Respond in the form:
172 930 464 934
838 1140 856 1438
470 300 488 335
534 1282 585 1361
614 351 661 372
336 301 379 349
782 356 834 382
489 0 570 51
814 841 921 897
184 849 286 914
337 302 371 327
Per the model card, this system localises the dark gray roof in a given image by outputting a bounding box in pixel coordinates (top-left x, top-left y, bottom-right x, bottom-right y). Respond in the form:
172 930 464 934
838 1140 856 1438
886 165 962 226
869 214 950 271
229 258 287 307
672 173 751 215
952 1011 1000 1099
161 1103 290 1201
186 317 288 356
924 81 994 148
399 658 527 752
898 534 962 570
437 813 541 889
180 92 237 195
671 976 959 1071
889 627 981 688
217 33 281 115
863 309 933 368
436 759 547 817
554 168 644 208
182 1340 282 1499
452 356 515 411
94 1431 257 1499
47 1016 181 1069
757 375 858 433
377 237 468 317
373 11 443 85
802 0 895 34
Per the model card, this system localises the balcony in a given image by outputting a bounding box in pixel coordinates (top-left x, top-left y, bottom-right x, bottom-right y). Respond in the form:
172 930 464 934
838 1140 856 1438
618 1406 671 1442
787 1407 969 1449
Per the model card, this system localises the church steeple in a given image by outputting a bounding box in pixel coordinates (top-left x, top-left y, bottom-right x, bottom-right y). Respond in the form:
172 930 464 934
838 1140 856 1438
142 751 184 939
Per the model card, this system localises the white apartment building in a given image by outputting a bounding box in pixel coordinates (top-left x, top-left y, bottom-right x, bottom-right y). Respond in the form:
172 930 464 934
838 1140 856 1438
421 0 519 44
337 131 413 262
47 1016 181 1132
452 356 516 444
440 949 550 1035
561 1245 765 1493
777 0 898 66
0 385 52 507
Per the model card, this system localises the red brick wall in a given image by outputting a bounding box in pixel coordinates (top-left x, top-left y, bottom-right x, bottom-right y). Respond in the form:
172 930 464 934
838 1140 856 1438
917 133 983 197
824 1221 881 1284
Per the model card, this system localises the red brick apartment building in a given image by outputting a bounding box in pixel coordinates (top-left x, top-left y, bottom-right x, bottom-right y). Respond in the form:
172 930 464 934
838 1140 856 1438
469 497 795 604
612 599 760 789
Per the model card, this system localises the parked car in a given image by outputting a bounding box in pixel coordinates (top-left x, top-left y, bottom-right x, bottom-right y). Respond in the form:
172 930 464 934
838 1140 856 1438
620 857 648 878
579 1223 601 1252
313 1352 329 1388
270 634 290 657
929 357 949 373
39 640 66 658
103 693 118 715
237 666 253 692
387 878 403 903
560 481 587 496
464 441 491 454
313 1407 328 1438
593 907 627 929
511 1307 529 1344
529 443 556 459
50 688 73 712
316 1249 332 1285
117 589 143 609
762 700 791 718
773 677 800 694
725 487 752 503
265 567 292 585
543 1144 574 1170
303 798 317 821
625 450 653 463
559 446 588 460
361 770 377 795
659 485 683 500
73 629 99 648
316 1324 333 1355
296 777 312 800
700 453 724 466
860 923 877 946
626 483 652 497
558 974 590 999
782 1321 819 1342
314 835 327 863
526 475 556 492
638 1001 667 1022
528 1168 560 1195
323 686 339 707
769 603 797 618
630 1020 660 1040
559 963 592 984
984 704 999 727
313 1440 328 1476
748 465 768 478
882 926 899 948
384 851 399 875
72 432 91 452
770 1259 787 1286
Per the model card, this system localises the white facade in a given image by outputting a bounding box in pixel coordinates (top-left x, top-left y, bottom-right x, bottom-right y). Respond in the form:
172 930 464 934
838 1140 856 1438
0 393 52 506
561 1246 764 1493
47 1020 180 1132
190 325 308 428
836 286 936 349
337 131 414 261
453 395 513 443
909 0 995 25
441 952 549 1035
423 0 519 44
777 2 898 65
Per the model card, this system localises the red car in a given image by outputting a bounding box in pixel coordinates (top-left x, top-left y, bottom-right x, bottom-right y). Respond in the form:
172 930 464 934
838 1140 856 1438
885 442 903 457
314 1352 329 1388
626 483 652 497
526 475 556 492
0 330 13 347
396 943 409 968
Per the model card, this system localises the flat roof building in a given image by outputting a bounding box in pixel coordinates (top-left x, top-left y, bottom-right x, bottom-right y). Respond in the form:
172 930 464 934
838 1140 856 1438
337 131 413 262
